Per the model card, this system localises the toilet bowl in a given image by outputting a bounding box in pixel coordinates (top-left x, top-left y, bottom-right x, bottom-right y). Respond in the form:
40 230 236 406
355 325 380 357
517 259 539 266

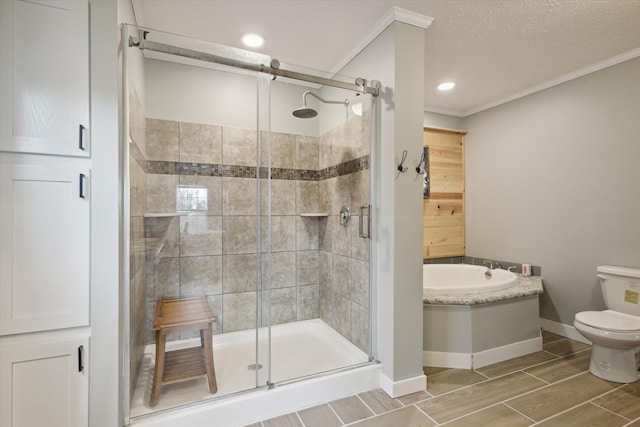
574 310 640 383
574 265 640 384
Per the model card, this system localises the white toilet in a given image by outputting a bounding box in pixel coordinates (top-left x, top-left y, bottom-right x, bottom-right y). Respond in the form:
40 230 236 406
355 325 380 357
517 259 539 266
574 265 640 383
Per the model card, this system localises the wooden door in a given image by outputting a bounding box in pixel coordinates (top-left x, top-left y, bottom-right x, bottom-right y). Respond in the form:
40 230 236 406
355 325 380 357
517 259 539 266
423 128 465 258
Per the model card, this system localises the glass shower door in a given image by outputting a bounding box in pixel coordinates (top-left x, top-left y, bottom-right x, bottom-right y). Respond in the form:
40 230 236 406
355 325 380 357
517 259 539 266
265 70 374 386
124 25 274 418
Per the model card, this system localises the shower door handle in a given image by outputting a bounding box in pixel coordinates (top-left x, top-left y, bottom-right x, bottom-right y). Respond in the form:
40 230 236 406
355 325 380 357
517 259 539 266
359 204 371 238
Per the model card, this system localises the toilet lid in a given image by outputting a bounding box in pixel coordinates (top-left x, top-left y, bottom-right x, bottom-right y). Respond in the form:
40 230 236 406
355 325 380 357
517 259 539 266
575 310 640 332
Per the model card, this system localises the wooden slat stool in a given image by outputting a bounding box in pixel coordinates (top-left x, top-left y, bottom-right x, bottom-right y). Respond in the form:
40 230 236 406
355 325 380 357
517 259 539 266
150 296 217 406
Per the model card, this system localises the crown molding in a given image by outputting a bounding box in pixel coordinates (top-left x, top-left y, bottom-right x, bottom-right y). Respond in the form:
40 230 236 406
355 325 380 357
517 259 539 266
331 6 434 74
463 47 640 117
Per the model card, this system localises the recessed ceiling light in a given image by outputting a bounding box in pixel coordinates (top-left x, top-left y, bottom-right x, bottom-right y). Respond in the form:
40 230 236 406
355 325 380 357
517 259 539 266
437 81 455 91
242 33 264 48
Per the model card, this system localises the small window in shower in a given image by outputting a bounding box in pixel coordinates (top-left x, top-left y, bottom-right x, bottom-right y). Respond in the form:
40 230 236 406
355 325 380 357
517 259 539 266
176 185 208 212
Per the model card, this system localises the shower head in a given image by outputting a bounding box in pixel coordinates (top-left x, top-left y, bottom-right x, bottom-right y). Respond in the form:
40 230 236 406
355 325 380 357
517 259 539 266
292 91 348 119
292 106 318 119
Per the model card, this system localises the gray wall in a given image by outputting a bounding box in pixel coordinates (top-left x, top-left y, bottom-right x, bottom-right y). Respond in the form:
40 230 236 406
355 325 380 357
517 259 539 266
423 111 465 131
464 57 640 325
340 21 426 385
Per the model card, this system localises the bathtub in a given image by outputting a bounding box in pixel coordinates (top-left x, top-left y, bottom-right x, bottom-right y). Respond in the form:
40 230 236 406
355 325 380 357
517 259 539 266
423 264 518 295
422 263 544 369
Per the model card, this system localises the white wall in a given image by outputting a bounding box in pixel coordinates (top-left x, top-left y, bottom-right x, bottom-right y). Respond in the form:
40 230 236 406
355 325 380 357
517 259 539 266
91 1 123 426
464 57 640 325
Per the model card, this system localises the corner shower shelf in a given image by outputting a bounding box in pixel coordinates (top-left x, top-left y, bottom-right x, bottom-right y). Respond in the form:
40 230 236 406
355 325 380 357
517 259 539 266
299 213 329 217
143 212 188 218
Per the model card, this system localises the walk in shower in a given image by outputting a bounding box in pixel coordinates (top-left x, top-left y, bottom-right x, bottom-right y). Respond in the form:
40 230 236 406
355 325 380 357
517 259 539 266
123 25 379 422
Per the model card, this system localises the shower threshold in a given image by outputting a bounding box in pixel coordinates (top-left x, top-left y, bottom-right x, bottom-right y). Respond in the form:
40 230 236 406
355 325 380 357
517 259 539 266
129 318 371 419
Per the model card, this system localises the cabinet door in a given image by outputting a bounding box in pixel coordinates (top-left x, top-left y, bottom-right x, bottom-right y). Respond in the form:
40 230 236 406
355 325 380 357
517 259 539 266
0 0 90 156
0 336 89 427
0 164 90 335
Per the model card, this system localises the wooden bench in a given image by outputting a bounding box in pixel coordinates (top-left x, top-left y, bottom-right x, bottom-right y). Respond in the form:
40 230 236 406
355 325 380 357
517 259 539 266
150 296 217 406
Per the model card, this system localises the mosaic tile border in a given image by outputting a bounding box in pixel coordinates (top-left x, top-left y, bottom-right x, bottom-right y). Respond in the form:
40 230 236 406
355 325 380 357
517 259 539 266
145 155 369 181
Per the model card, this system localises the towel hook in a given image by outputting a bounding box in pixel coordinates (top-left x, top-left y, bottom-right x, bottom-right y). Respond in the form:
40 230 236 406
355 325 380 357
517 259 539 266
415 150 426 174
397 150 408 173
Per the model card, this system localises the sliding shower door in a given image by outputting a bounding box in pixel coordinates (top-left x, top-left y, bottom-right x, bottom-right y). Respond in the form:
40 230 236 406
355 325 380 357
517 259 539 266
124 25 273 417
124 24 376 420
266 70 374 386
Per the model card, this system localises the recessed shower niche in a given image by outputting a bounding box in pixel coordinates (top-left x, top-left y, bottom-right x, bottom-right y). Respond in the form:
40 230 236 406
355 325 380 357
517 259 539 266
124 25 379 419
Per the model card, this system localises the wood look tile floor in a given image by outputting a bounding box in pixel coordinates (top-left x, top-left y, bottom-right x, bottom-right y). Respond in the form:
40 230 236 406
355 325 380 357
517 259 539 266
248 332 640 427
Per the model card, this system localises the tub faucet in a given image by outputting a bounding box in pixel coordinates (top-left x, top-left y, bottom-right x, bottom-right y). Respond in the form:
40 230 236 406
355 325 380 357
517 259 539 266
483 260 494 269
495 262 503 269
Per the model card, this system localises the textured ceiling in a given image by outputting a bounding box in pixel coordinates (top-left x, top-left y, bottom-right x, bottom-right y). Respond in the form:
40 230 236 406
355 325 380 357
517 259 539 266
132 0 640 117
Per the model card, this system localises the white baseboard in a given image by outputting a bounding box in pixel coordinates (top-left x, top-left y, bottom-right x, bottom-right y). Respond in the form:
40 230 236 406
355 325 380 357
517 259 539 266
423 337 543 369
379 372 426 398
473 337 542 368
423 351 472 369
540 318 591 345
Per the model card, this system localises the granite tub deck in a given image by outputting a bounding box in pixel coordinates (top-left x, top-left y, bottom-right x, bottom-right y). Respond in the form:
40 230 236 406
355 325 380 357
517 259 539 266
423 274 543 305
423 274 544 369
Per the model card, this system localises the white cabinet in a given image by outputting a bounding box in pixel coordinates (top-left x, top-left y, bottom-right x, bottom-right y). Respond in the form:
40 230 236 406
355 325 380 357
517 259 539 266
0 163 90 335
0 0 90 156
0 336 89 427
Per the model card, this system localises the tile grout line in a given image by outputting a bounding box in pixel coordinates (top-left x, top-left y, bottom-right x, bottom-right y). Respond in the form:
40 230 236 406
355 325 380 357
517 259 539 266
589 401 633 422
326 401 347 426
519 369 551 385
354 393 377 418
501 401 538 424
411 402 439 426
294 410 307 427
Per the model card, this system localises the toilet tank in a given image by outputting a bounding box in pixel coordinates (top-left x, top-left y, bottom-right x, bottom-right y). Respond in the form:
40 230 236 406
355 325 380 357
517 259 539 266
597 265 640 316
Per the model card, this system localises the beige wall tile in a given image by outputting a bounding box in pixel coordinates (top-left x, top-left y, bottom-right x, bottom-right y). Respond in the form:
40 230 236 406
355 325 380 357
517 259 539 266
179 175 222 215
296 135 319 171
264 180 296 215
267 131 296 169
146 118 179 161
296 250 319 285
223 253 257 293
296 216 319 250
223 216 258 254
263 251 296 289
296 181 319 214
223 177 257 215
179 255 222 297
180 214 223 256
146 173 178 213
297 285 319 321
223 292 257 332
179 122 222 164
222 127 257 166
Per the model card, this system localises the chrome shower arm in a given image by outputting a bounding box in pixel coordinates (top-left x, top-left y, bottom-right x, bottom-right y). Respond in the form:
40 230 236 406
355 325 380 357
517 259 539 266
302 91 349 107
